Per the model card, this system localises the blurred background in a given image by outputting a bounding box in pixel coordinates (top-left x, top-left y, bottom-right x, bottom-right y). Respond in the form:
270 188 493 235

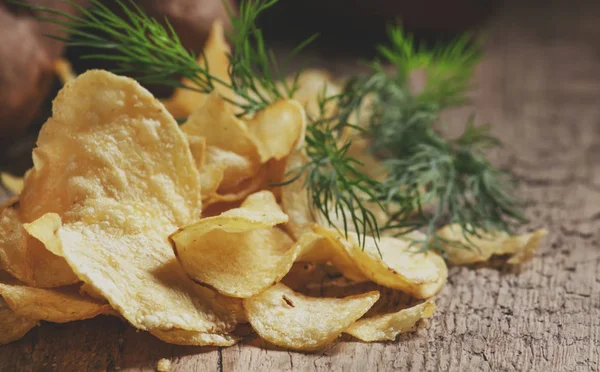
0 0 593 173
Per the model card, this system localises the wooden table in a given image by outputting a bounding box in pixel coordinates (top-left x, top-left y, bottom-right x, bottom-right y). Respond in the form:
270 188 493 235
1 0 600 370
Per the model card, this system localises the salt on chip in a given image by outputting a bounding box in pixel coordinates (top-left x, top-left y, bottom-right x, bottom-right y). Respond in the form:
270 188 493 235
18 70 245 337
244 283 379 351
171 191 307 298
0 297 38 345
246 100 306 163
437 224 548 265
344 300 436 342
317 227 447 299
1 173 24 195
164 21 233 117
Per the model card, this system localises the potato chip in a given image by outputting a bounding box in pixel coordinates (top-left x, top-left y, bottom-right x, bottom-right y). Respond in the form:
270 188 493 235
151 329 238 347
1 173 24 195
437 225 548 265
0 282 111 323
244 283 379 351
281 152 314 240
344 300 436 342
163 21 233 117
16 70 244 335
0 199 77 287
181 93 262 203
316 227 447 299
172 191 310 298
296 232 369 283
0 297 38 345
157 358 172 372
54 58 76 85
290 69 341 119
246 100 306 163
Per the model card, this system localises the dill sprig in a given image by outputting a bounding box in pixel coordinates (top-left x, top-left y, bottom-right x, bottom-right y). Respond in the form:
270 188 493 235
370 25 527 252
281 88 385 249
20 0 298 115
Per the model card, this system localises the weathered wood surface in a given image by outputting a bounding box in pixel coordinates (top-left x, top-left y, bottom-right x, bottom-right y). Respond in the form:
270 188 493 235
1 0 600 371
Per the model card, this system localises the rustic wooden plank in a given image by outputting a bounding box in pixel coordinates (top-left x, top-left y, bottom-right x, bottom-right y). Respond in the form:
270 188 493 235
1 0 600 371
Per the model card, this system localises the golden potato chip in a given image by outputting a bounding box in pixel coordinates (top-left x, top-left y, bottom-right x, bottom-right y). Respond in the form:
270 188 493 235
157 358 172 372
281 152 314 240
317 227 447 299
244 283 379 351
54 58 76 85
0 282 111 323
296 232 369 283
172 191 311 298
1 173 24 195
182 93 263 203
344 300 436 342
16 70 244 335
0 297 38 345
0 199 76 287
246 100 306 163
290 69 341 119
151 329 238 347
164 21 233 117
437 225 548 265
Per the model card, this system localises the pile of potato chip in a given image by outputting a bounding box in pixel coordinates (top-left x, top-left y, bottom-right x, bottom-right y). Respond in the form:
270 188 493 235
0 23 546 351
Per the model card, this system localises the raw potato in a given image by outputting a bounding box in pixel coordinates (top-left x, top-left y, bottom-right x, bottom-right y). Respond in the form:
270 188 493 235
317 227 447 299
14 70 245 340
0 297 38 345
344 300 436 342
437 224 548 265
244 283 380 351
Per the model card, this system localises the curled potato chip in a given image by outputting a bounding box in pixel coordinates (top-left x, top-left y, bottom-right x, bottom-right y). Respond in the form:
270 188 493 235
182 93 262 203
0 282 111 323
437 225 548 265
164 21 233 117
344 300 436 342
151 329 238 347
171 191 304 298
317 227 447 299
0 199 76 287
1 173 24 195
0 297 38 345
244 283 379 351
246 100 306 163
18 70 244 335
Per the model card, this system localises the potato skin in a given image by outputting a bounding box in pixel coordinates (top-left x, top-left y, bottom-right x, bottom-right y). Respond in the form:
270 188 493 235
0 1 89 139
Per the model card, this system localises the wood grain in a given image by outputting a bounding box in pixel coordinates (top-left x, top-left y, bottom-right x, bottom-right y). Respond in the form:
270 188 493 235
1 0 600 371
